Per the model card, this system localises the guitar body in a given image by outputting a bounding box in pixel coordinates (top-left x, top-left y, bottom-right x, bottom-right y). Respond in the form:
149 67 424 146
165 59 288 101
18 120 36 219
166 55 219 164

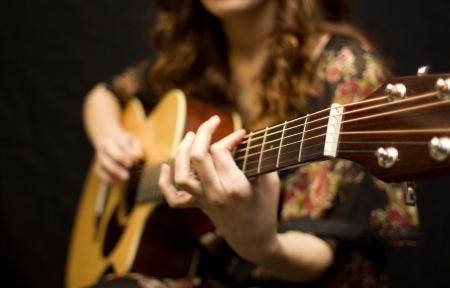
66 89 240 288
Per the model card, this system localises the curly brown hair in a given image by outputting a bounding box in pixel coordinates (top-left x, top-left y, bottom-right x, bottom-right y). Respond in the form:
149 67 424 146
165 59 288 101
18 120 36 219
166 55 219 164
149 0 332 126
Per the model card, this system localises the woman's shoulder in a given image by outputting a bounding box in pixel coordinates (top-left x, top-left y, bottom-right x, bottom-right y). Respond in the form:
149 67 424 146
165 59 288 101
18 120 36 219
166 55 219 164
323 32 376 55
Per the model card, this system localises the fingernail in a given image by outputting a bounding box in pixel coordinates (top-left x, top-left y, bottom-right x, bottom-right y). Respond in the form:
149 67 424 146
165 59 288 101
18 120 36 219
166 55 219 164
121 171 129 180
184 131 195 140
210 115 220 122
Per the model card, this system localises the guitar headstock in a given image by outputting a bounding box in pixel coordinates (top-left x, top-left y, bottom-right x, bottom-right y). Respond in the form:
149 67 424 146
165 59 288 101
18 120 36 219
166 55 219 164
336 67 450 183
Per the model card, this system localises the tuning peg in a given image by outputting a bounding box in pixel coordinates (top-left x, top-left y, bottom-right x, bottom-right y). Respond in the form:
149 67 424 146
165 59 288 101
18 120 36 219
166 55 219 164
429 136 450 161
375 147 398 168
385 83 406 101
435 78 450 100
417 65 431 76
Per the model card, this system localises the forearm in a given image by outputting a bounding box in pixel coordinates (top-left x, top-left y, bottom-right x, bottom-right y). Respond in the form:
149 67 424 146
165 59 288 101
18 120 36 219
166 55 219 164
245 231 334 283
83 83 124 148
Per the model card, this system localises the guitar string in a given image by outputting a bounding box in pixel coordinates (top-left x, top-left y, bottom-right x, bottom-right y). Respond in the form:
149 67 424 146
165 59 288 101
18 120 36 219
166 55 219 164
234 91 447 157
239 91 437 147
129 90 449 194
237 94 387 146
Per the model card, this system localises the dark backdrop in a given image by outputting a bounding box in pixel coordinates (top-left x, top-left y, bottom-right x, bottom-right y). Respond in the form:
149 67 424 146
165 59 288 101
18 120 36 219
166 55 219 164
1 1 449 287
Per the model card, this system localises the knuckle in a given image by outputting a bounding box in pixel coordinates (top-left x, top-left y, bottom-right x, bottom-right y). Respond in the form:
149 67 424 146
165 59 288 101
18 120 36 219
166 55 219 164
102 138 114 149
95 150 104 162
189 150 202 162
166 200 178 209
174 174 189 188
224 184 245 199
209 195 225 209
209 143 221 155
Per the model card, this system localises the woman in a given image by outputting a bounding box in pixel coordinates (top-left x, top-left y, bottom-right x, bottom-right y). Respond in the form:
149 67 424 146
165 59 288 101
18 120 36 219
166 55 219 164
84 0 420 287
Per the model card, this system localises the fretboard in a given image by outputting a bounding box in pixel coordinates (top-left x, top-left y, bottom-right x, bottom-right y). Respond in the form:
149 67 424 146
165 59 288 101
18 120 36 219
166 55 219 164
133 105 343 203
234 104 343 178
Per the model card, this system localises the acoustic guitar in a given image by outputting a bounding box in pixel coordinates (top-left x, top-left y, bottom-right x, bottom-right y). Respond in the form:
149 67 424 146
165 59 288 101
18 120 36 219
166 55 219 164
66 72 450 288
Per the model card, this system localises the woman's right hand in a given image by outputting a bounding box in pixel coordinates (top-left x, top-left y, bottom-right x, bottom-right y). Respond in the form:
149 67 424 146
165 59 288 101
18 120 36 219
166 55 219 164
92 130 143 186
83 83 144 186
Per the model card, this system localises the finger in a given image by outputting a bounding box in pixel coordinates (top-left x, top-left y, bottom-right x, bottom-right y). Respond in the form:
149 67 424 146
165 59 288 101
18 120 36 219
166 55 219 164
159 163 198 209
103 139 134 168
190 116 237 207
118 133 144 164
128 137 144 163
209 129 248 193
189 116 222 187
252 172 281 205
93 161 123 186
210 128 246 175
174 131 203 194
253 171 280 191
96 149 130 181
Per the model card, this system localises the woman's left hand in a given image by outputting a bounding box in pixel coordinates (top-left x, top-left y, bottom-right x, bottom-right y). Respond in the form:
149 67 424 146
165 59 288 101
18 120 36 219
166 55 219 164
158 115 281 261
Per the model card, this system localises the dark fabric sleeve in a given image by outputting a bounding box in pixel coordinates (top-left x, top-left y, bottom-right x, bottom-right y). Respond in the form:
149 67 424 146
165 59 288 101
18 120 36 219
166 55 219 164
103 57 161 112
278 34 421 245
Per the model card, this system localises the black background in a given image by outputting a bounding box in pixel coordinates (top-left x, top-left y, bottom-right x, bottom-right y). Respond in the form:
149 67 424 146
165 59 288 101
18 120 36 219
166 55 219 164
1 1 449 287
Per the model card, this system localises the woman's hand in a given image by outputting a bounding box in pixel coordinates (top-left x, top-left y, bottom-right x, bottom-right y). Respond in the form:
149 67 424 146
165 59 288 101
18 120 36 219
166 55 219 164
93 130 143 186
158 115 281 261
83 83 144 186
159 116 334 283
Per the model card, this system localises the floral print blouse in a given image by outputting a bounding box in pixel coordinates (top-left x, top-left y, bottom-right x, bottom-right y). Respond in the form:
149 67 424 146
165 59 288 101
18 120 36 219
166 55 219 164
98 34 421 288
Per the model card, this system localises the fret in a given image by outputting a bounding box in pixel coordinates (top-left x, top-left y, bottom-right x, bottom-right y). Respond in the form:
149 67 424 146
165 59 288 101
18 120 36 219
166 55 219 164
242 132 252 174
278 118 306 169
298 112 329 163
259 124 283 175
136 166 147 203
298 114 309 163
244 131 263 176
276 121 287 168
257 127 268 174
145 166 153 200
150 164 160 199
135 163 165 204
233 135 249 173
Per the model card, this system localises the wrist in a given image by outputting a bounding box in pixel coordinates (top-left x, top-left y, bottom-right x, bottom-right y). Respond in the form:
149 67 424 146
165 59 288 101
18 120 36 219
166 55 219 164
91 125 125 149
237 231 281 266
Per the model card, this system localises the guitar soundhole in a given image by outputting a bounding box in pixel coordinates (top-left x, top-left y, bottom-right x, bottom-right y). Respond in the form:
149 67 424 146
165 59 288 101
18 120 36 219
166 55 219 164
103 208 124 257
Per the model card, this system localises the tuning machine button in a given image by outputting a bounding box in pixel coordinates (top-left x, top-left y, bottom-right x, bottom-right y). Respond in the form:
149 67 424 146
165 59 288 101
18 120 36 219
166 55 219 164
429 136 450 161
375 147 398 168
417 65 431 76
435 78 450 100
385 83 406 101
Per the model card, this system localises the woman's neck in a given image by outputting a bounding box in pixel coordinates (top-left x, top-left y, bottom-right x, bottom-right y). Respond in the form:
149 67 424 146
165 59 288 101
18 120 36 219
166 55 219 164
220 1 276 60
